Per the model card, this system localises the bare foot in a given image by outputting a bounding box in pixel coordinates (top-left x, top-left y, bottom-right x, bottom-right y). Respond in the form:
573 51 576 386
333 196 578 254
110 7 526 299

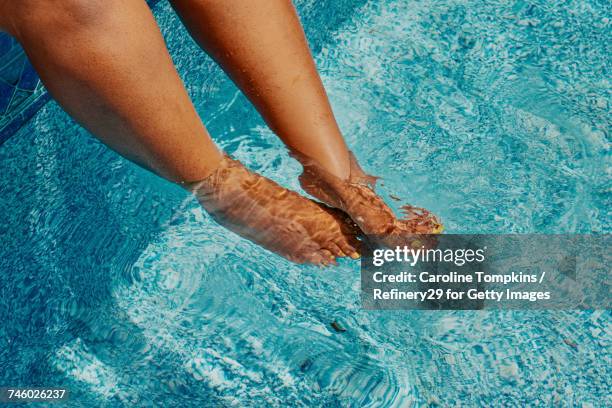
295 151 443 248
188 154 361 265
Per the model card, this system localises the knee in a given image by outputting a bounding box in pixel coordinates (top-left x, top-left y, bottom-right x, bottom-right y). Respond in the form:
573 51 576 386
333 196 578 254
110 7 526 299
9 0 112 37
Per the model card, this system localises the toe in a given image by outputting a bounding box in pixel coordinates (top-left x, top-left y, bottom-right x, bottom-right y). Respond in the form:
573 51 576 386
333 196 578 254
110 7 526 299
328 242 346 258
286 253 309 265
338 237 360 259
320 249 337 266
307 252 325 265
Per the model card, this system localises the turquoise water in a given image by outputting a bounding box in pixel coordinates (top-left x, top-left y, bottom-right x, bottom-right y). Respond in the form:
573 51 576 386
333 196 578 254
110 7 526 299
0 0 610 406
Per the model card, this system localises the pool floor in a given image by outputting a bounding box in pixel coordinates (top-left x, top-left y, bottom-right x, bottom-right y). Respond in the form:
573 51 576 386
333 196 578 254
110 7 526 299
0 0 609 406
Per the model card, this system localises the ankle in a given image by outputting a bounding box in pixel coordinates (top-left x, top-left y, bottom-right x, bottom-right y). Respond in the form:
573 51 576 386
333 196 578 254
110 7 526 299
292 149 350 180
179 150 229 191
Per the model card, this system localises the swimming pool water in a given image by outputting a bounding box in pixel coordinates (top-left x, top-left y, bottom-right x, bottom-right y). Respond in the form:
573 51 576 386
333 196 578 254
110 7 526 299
0 0 609 406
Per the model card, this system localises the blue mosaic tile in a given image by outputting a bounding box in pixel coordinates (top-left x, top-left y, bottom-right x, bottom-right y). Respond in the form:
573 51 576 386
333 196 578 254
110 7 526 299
0 33 12 55
19 60 39 90
0 80 12 113
0 0 162 145
0 32 48 144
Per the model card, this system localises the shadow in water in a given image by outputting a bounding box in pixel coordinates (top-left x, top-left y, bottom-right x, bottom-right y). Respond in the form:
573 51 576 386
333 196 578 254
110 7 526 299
0 104 226 406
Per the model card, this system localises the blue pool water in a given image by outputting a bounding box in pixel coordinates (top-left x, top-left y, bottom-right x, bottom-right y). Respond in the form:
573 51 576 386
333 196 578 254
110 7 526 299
0 0 610 406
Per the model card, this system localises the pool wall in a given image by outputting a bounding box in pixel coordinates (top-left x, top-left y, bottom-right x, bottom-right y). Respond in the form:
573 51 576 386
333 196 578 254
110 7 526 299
0 34 49 144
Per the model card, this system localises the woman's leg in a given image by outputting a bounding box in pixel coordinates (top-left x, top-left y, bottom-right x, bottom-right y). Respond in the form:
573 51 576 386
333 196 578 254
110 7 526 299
6 0 222 183
1 0 359 263
171 0 443 238
170 0 350 179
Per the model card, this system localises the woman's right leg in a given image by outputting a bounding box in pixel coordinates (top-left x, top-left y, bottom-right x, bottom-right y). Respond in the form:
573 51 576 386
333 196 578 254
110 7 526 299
0 0 359 263
3 0 222 183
